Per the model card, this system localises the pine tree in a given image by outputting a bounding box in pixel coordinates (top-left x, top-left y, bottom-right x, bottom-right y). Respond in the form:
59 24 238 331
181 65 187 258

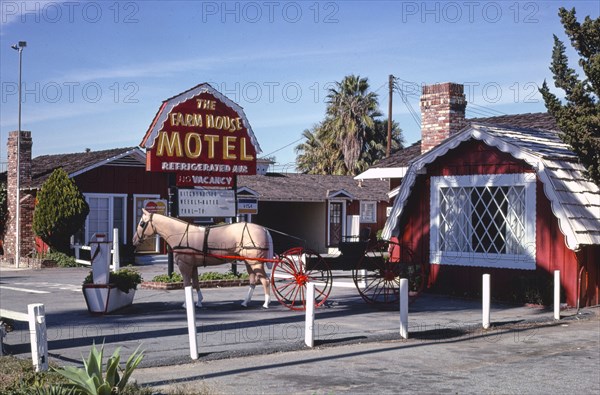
540 7 600 185
33 168 89 254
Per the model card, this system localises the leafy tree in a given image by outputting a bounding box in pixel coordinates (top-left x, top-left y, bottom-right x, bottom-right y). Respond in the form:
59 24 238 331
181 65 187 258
33 168 89 254
296 75 404 175
540 7 600 185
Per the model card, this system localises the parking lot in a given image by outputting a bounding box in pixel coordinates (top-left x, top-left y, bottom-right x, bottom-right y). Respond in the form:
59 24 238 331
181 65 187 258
1 263 598 394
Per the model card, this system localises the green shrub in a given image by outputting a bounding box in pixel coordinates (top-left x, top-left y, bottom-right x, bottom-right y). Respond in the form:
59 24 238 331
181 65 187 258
199 271 249 281
33 168 89 255
151 272 184 283
0 356 70 395
44 251 79 268
83 267 143 293
52 342 144 395
151 271 249 283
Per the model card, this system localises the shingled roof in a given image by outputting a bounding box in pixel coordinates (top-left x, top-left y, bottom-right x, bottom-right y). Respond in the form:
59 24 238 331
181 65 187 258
382 122 600 250
470 112 558 131
26 147 145 188
238 173 389 202
4 145 387 203
364 112 560 175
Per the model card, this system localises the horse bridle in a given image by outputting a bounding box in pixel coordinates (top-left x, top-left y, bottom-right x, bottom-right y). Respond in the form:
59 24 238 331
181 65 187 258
136 212 155 242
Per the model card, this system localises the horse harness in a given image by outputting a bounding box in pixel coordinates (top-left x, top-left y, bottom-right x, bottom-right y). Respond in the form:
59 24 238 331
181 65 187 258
173 222 270 266
136 212 156 243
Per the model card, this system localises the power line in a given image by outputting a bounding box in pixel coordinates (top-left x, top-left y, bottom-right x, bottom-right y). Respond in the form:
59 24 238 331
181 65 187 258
467 102 507 117
373 81 388 94
259 137 305 158
391 76 511 118
393 82 421 129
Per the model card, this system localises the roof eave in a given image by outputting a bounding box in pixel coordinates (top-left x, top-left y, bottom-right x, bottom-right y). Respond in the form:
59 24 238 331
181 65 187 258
69 147 146 179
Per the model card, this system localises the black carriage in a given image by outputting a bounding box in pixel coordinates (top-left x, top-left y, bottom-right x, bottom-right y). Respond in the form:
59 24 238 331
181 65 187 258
270 237 427 311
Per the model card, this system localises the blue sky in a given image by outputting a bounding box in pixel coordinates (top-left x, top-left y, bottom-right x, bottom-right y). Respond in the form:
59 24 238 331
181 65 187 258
1 1 599 170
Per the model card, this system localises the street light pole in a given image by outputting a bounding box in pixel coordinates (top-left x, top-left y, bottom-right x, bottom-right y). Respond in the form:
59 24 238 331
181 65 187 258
12 41 26 268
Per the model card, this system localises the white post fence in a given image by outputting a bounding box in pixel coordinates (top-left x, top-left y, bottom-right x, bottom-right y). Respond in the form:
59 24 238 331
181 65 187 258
185 286 199 360
399 278 409 339
112 228 120 272
0 303 48 371
554 270 561 320
74 228 120 270
304 282 315 347
482 274 491 329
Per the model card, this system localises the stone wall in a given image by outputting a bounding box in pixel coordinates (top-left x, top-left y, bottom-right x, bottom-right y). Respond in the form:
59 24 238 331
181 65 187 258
4 130 35 260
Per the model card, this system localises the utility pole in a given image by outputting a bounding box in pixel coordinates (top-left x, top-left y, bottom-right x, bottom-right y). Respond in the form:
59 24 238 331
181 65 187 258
386 74 394 158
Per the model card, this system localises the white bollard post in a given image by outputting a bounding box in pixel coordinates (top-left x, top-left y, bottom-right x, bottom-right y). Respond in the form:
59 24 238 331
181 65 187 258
184 286 199 360
305 282 315 347
358 269 367 289
91 233 110 285
554 270 561 320
28 303 48 372
399 278 409 339
482 274 491 329
112 228 120 272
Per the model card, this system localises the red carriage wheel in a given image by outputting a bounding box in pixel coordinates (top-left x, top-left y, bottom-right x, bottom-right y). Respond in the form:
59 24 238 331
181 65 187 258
353 240 425 305
270 247 332 311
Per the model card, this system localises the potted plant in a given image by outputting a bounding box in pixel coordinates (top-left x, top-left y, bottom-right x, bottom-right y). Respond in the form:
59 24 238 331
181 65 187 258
82 267 143 314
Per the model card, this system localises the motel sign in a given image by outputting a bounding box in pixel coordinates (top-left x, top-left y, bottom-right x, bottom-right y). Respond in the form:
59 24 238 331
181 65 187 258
140 83 261 187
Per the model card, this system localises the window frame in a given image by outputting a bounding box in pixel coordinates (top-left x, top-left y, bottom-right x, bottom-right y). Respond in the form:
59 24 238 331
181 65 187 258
430 173 536 269
83 193 128 245
360 201 377 224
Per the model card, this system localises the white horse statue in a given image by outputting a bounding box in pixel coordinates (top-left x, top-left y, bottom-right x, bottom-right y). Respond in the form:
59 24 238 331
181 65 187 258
132 209 273 308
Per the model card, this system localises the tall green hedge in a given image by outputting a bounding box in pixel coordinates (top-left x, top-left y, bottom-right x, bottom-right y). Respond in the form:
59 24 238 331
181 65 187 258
33 168 89 254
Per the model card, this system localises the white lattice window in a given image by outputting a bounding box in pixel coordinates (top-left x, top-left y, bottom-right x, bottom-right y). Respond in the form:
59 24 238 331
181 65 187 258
430 174 536 269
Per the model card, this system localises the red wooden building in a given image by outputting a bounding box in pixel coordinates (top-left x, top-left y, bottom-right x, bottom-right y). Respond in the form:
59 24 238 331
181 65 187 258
0 136 170 263
379 83 600 307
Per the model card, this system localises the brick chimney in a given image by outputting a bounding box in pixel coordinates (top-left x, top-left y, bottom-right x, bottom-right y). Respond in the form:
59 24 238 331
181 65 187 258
420 83 467 154
5 130 34 261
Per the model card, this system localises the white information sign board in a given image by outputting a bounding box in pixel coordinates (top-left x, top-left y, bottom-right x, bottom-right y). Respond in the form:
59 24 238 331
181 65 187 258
178 189 235 217
237 197 258 214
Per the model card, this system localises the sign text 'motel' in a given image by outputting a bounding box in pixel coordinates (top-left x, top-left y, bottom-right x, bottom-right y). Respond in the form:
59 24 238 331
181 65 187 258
141 84 260 187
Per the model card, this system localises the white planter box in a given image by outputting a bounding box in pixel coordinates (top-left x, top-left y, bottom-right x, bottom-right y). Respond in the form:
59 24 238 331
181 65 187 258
82 284 136 314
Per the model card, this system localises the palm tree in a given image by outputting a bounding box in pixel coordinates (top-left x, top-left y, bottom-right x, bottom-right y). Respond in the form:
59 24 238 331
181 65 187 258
365 119 404 164
295 75 404 175
295 125 346 174
326 75 380 174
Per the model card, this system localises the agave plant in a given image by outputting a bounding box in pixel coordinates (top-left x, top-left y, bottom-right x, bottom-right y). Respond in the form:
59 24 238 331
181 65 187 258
53 342 144 395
